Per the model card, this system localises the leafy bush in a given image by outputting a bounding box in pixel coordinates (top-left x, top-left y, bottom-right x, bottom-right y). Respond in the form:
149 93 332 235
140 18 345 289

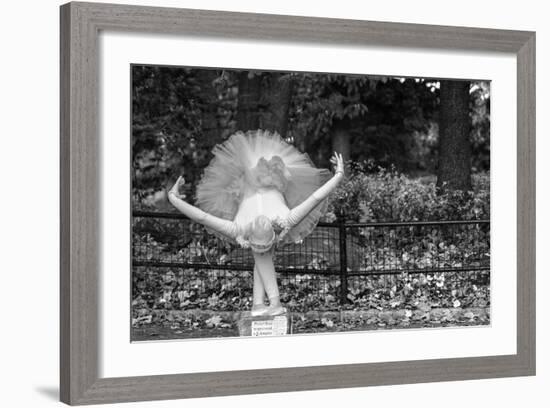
323 162 489 222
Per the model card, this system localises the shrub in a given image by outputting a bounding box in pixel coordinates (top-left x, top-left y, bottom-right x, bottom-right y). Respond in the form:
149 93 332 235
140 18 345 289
323 162 489 222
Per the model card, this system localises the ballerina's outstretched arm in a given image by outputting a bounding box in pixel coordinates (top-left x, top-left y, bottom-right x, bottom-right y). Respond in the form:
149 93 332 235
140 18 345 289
285 152 345 228
167 176 240 241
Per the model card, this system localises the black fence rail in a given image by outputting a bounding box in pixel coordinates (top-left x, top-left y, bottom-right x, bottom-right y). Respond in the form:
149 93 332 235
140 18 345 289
132 211 490 306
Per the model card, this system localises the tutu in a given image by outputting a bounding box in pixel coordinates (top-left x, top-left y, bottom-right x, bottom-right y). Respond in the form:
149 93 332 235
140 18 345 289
196 130 332 244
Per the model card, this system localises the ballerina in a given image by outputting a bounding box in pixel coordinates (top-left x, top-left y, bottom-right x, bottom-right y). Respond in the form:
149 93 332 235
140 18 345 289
168 130 345 316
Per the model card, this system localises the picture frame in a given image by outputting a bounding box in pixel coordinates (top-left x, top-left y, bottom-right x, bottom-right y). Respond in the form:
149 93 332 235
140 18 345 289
60 1 535 405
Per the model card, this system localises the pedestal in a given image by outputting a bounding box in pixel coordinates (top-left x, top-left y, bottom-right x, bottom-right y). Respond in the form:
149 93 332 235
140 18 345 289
237 312 290 337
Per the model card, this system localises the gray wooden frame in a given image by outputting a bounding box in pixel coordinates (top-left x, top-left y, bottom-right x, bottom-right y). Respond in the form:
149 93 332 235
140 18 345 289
60 1 536 405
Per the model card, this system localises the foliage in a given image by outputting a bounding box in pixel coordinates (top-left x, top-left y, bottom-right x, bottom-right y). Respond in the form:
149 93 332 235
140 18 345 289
131 266 490 333
131 167 490 332
469 81 491 172
132 230 489 320
323 162 490 223
132 66 236 205
131 66 490 209
289 75 440 170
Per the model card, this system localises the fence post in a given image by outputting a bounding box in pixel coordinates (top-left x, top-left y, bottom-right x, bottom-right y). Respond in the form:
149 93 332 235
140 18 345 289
339 222 348 305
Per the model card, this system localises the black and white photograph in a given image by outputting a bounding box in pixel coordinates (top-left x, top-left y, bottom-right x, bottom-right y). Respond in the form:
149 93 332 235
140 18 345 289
2 0 545 405
131 65 491 341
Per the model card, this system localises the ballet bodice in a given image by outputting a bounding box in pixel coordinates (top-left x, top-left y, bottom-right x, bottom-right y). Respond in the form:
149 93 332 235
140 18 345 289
233 187 290 227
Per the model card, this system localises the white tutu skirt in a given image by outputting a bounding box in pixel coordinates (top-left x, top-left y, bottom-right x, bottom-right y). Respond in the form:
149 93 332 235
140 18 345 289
195 130 332 244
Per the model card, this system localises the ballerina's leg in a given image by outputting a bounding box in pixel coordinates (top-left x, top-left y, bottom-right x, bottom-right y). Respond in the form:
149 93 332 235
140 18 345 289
252 263 265 305
252 250 284 315
251 263 270 316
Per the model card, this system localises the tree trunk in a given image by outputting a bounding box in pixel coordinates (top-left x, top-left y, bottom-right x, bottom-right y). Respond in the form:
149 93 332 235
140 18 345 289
236 71 262 132
260 73 293 137
436 80 472 192
331 118 351 162
196 69 221 146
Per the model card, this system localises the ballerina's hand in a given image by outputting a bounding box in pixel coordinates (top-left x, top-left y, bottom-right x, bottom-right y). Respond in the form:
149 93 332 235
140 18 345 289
169 176 186 199
330 152 345 176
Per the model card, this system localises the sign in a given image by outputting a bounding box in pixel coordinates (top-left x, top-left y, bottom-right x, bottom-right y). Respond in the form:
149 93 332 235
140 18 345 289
251 316 288 337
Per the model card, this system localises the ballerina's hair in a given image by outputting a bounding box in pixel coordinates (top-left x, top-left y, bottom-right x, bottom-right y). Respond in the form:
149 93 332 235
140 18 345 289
247 215 276 253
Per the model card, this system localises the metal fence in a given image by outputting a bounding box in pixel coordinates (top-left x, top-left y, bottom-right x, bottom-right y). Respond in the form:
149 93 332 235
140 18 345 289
132 211 490 306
